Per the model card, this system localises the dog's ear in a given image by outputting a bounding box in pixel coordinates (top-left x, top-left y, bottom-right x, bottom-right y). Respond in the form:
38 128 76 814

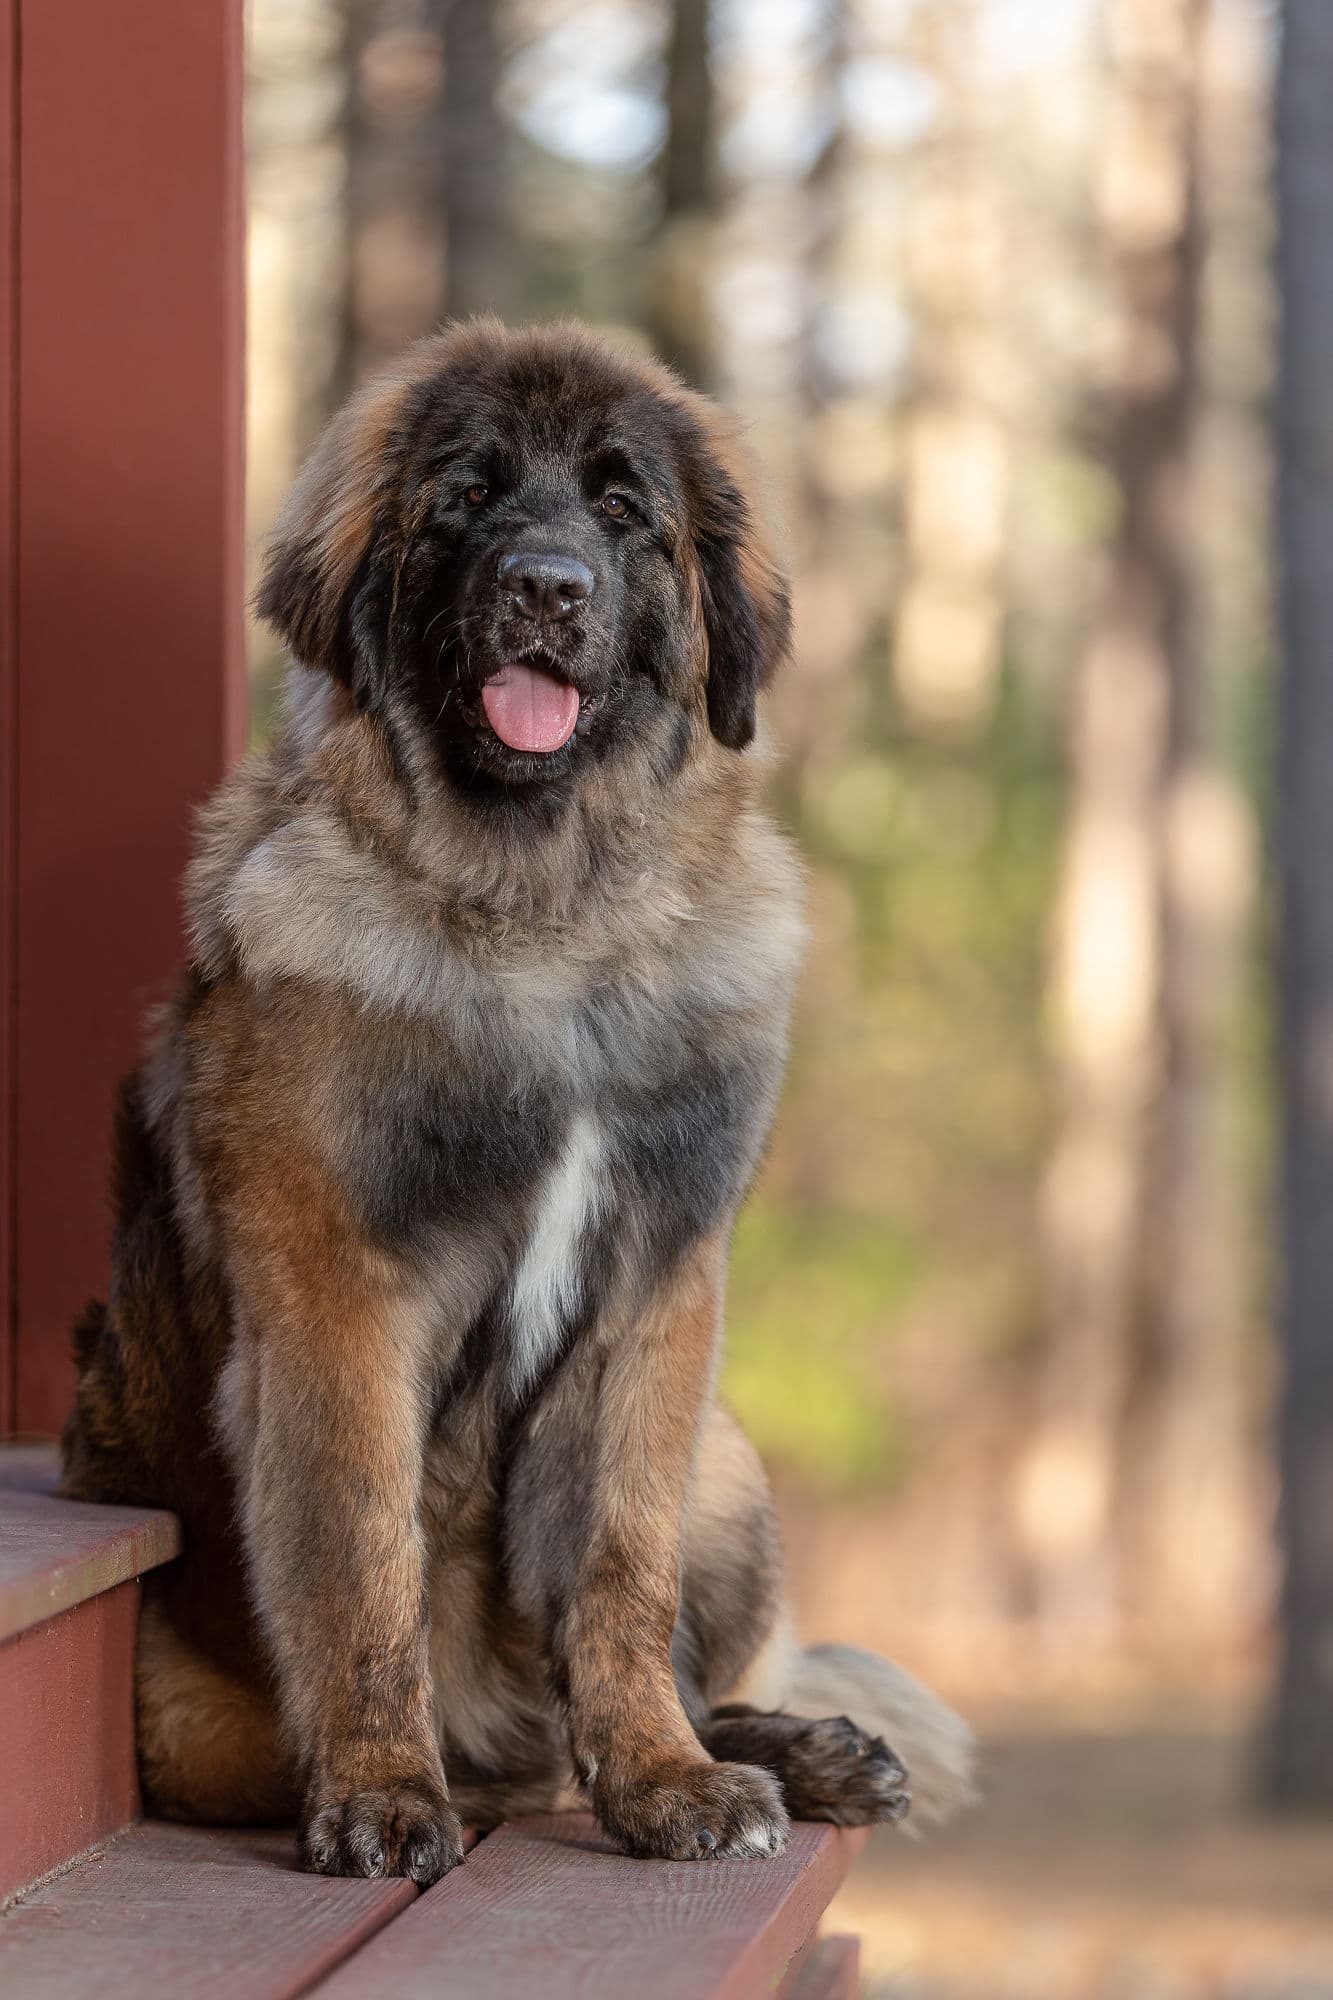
256 366 417 709
683 411 792 751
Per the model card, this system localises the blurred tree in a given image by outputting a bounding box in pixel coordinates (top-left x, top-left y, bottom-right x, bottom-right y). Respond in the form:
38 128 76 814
341 0 447 379
796 0 847 559
441 0 517 319
1269 0 1333 1811
644 0 715 385
1119 0 1250 1648
1019 0 1213 1645
247 0 355 725
890 0 1009 737
340 0 513 384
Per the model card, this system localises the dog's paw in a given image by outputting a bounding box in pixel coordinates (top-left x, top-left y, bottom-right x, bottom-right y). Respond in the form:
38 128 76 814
778 1714 913 1826
596 1758 790 1861
301 1777 466 1884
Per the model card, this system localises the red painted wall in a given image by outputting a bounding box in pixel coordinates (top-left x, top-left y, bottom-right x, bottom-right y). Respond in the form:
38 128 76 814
3 0 247 1435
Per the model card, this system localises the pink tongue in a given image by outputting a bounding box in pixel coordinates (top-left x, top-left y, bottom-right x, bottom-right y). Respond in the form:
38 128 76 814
481 664 580 753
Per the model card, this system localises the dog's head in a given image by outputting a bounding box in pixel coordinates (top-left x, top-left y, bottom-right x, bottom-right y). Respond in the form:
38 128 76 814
258 321 791 796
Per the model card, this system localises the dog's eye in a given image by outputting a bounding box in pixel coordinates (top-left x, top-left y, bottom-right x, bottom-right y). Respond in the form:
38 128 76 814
463 483 490 508
600 492 632 520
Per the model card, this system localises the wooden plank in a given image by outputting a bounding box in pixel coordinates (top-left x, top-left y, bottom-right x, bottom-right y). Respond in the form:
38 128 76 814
0 1445 179 1642
779 1935 861 2000
0 1823 417 1996
0 1581 141 1902
0 0 16 1437
314 1814 869 2000
13 0 247 1436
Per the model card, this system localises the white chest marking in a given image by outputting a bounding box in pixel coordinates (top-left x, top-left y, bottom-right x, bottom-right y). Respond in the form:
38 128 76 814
505 1113 606 1392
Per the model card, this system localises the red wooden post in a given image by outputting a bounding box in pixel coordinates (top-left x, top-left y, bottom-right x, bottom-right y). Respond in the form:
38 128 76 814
2 0 247 1436
1 0 18 1438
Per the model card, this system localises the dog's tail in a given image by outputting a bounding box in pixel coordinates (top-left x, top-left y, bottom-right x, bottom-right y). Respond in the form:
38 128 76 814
781 1641 977 1829
734 1617 978 1830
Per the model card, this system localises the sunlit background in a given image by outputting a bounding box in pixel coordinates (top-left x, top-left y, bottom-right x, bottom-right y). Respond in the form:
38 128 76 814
245 3 1333 1992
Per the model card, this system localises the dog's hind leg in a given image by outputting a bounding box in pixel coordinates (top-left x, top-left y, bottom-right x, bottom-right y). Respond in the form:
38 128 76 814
680 1405 976 1830
697 1703 911 1825
136 1582 296 1824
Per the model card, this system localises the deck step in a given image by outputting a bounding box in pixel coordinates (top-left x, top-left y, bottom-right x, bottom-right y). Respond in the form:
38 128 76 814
0 1444 179 1643
1 1450 869 1992
0 1823 416 1998
311 1814 868 2000
1 1816 865 2000
0 1444 181 1900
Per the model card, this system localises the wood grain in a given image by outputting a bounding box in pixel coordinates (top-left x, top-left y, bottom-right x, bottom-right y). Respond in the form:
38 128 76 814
0 1823 416 1996
0 1445 179 1641
313 1813 868 2000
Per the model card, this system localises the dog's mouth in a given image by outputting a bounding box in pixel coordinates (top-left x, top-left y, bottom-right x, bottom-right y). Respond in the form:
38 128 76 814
479 660 581 755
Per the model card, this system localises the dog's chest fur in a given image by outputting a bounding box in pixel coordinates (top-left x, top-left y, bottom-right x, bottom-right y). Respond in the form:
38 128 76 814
501 1109 606 1392
347 967 777 1402
197 738 800 1399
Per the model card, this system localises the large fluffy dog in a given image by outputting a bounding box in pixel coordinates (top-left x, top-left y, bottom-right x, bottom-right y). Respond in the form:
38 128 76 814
62 321 972 1881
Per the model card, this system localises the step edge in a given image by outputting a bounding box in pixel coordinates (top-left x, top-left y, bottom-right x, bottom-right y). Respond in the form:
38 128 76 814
1 1817 138 1915
0 1445 181 1643
0 1512 182 1643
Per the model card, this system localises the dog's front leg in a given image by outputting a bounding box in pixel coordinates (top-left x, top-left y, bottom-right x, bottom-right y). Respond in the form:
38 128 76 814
554 1234 790 1860
229 1228 464 1885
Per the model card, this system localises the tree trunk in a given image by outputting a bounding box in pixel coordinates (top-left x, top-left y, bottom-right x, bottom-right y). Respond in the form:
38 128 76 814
247 0 355 714
644 0 715 387
1018 0 1208 1646
340 0 447 384
1268 0 1333 1810
440 0 515 321
890 0 1008 736
1113 0 1252 1651
339 0 512 385
797 0 847 568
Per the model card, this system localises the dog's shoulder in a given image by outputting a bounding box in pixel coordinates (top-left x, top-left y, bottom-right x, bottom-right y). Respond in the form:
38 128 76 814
183 683 453 1023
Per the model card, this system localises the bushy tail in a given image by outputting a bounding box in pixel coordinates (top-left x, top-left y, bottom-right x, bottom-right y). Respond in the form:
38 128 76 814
731 1616 977 1830
780 1641 977 1829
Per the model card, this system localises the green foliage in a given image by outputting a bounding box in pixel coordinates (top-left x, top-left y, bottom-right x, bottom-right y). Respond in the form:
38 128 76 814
722 647 1064 1491
722 1203 920 1494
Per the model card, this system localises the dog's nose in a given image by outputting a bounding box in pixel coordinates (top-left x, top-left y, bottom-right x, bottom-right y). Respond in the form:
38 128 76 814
499 551 596 623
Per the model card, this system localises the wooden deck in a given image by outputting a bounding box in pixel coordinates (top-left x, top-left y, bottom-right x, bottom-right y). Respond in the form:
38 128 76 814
313 1816 867 2000
0 1448 868 1995
2 1819 866 1999
0 1448 179 1902
0 1443 179 1642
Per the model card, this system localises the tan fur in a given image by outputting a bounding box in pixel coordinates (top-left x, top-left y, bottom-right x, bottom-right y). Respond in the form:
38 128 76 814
136 1590 294 1823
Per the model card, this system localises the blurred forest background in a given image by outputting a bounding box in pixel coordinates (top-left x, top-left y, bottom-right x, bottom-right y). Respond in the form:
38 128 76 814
245 2 1333 1991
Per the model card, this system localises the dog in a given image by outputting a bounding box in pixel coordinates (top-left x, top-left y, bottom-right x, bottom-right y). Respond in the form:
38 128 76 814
61 319 974 1881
